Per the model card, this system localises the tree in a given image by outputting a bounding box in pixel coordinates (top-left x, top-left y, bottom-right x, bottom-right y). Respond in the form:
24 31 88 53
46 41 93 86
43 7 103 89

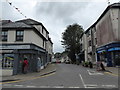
54 52 61 59
61 23 84 63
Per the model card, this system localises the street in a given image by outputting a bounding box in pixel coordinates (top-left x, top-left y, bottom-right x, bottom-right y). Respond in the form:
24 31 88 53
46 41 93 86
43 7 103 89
2 63 118 88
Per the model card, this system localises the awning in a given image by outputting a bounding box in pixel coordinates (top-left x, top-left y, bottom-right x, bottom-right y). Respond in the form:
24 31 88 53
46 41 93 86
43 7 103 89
97 50 106 53
108 47 120 51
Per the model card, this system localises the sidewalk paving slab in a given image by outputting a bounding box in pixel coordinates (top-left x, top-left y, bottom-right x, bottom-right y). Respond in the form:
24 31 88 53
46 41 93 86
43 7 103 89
1 63 56 82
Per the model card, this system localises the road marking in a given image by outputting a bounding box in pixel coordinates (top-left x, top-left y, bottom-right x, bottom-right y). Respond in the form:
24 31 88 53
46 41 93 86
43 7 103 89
102 85 116 88
87 70 104 75
26 85 36 88
0 72 55 85
104 72 118 77
53 86 64 88
85 84 98 88
40 86 50 88
14 85 23 87
79 74 86 88
68 87 79 88
85 84 98 86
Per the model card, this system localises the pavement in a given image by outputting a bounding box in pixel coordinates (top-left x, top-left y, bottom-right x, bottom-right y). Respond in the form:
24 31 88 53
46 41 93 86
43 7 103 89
104 66 119 76
1 63 56 82
92 64 119 76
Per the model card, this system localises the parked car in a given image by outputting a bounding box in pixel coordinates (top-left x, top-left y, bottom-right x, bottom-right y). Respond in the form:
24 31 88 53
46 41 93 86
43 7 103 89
51 58 57 63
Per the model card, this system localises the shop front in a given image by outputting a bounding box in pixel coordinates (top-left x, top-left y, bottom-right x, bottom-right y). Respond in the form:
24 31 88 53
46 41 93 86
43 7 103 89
0 43 47 75
97 42 120 67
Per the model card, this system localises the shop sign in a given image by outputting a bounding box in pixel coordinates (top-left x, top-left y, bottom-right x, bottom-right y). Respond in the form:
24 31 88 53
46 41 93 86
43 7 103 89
0 45 30 49
108 47 120 51
97 50 106 53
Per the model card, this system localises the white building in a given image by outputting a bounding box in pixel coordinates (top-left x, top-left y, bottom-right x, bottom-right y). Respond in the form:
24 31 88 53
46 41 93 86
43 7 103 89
0 19 53 74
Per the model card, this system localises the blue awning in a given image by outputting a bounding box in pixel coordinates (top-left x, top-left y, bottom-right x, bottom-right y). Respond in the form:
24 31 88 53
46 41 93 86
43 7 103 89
97 50 106 53
108 47 120 51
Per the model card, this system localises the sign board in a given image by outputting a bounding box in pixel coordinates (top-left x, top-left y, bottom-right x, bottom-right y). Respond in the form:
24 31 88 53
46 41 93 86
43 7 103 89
0 45 30 49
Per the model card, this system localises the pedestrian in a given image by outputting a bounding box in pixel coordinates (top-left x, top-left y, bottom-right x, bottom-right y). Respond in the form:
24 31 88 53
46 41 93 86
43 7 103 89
100 61 105 71
89 61 93 68
37 57 41 72
22 58 29 74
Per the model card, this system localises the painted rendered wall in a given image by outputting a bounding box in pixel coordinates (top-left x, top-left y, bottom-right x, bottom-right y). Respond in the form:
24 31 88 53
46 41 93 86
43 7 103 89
96 8 119 47
1 29 44 49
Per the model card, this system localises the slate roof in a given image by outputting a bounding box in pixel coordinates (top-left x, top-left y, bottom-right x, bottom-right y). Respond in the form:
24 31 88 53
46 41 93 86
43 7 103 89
16 18 41 25
16 19 49 34
0 20 12 25
1 21 32 29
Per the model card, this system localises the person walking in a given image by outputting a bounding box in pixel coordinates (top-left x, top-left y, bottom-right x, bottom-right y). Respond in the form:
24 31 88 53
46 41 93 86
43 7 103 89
100 61 105 71
89 61 93 68
22 58 29 74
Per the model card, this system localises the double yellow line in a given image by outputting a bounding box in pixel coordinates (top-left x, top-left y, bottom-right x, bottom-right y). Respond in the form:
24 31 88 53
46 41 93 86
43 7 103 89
0 72 55 84
104 72 118 77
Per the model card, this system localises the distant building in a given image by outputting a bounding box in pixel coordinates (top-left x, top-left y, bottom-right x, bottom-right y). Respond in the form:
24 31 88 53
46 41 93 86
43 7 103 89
0 19 53 75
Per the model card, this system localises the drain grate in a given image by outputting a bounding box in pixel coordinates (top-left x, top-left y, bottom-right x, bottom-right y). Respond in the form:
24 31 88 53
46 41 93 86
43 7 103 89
1 79 20 82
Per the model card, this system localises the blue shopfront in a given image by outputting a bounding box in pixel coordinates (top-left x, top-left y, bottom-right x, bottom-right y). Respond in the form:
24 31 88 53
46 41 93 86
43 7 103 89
96 42 120 67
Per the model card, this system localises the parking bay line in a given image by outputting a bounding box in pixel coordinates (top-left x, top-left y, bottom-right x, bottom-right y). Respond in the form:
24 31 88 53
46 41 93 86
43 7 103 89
79 74 87 88
87 70 104 75
79 74 99 88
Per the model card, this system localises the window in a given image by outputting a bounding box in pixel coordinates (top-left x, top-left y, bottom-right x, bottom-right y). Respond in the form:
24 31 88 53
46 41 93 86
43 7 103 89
89 40 91 46
2 31 8 41
87 30 90 37
95 38 97 44
16 30 24 41
43 40 44 47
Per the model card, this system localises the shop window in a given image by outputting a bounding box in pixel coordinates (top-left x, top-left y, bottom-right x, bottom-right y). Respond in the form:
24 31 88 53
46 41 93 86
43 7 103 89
16 30 24 41
2 54 14 69
2 31 8 41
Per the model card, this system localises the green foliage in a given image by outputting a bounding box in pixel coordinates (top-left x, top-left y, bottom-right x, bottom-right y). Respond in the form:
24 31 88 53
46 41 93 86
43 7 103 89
61 23 84 63
82 61 89 67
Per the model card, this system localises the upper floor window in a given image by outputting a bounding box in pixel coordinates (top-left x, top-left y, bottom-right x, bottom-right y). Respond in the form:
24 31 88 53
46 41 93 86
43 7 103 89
2 31 8 41
87 30 90 37
43 40 44 48
16 30 24 41
89 40 91 46
95 38 97 44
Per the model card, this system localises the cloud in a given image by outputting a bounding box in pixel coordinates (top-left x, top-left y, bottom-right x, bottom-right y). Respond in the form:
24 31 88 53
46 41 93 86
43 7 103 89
34 2 107 53
1 0 119 53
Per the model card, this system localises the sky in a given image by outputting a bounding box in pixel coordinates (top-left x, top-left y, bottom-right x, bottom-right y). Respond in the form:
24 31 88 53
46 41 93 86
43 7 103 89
0 0 119 53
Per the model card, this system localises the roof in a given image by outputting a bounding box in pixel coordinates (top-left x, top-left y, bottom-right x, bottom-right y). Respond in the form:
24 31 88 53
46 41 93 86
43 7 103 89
0 20 12 25
16 18 41 25
16 18 49 34
1 22 32 29
48 37 53 44
1 19 48 41
85 3 120 34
